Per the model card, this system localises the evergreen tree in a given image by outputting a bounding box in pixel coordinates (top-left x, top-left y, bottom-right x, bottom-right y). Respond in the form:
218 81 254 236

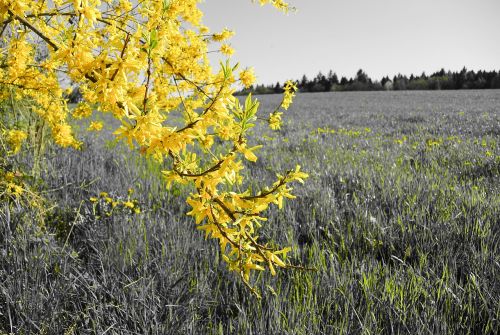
274 82 282 93
356 69 369 84
328 70 339 85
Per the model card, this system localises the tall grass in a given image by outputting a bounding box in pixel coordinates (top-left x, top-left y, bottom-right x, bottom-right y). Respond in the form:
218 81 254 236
1 90 499 334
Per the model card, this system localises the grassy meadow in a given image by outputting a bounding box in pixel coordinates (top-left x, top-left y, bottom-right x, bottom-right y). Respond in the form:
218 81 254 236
1 90 499 334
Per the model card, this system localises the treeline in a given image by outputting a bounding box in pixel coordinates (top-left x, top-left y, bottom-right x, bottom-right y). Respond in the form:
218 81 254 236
237 68 500 95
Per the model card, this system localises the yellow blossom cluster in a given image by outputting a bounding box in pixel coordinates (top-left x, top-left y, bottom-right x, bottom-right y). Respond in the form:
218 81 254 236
72 102 93 119
239 68 257 88
0 169 43 212
220 44 234 57
282 80 298 110
256 0 293 12
0 0 304 293
90 190 141 217
269 112 283 130
5 129 27 153
1 169 24 198
88 121 103 132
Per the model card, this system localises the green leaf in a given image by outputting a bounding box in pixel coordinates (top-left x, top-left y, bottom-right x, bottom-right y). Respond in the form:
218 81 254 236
219 59 232 80
149 29 158 50
162 0 171 12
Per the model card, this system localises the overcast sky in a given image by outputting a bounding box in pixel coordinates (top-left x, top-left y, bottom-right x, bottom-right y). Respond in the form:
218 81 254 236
199 0 500 85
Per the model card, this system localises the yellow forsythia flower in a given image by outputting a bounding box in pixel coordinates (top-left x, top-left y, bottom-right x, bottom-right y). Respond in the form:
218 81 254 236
269 112 283 130
239 68 256 88
72 103 93 119
6 129 28 153
213 28 234 42
88 121 103 131
258 0 291 12
53 124 77 147
220 44 234 56
282 80 297 110
201 135 214 149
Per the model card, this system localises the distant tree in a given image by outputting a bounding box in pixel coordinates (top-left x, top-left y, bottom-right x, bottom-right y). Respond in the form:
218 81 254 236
431 68 446 78
328 70 339 85
427 77 440 90
473 71 487 89
454 67 467 89
299 74 308 91
491 72 500 89
393 74 409 90
408 78 429 90
314 71 329 91
236 68 500 95
381 76 390 87
274 82 283 93
355 69 369 84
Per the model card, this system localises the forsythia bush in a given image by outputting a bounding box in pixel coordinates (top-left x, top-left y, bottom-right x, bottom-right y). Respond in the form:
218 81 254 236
0 0 307 294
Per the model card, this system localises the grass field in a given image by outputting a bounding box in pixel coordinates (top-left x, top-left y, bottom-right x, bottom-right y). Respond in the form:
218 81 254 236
1 90 499 334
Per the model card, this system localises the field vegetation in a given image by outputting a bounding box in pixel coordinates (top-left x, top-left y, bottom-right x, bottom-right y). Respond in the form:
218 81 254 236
1 90 499 334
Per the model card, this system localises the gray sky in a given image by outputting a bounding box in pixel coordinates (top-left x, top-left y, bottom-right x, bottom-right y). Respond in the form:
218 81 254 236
199 0 500 85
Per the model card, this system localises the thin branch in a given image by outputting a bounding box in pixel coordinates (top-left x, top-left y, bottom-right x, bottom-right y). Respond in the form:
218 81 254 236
241 178 287 201
110 33 130 81
9 11 59 50
143 56 152 115
0 17 13 36
175 81 225 133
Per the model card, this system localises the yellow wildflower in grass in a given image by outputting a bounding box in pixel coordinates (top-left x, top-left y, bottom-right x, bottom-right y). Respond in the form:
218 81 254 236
6 129 27 153
394 135 407 145
122 201 134 209
426 138 442 148
88 121 103 131
239 68 256 88
5 172 15 182
7 182 23 197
